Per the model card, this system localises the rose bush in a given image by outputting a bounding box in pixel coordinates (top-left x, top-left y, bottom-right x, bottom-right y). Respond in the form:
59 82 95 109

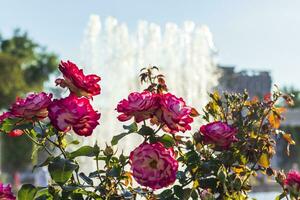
0 64 297 200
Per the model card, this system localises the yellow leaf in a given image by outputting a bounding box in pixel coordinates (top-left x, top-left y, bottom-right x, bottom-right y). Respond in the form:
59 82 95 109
190 107 200 117
212 91 220 101
268 111 281 129
192 167 198 173
283 133 296 145
196 143 203 152
274 107 287 114
123 172 132 186
249 131 257 138
244 101 251 106
193 180 199 188
232 166 245 174
258 153 270 168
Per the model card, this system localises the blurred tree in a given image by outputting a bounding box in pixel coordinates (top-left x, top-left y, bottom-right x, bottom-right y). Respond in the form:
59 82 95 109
0 29 58 109
0 29 58 176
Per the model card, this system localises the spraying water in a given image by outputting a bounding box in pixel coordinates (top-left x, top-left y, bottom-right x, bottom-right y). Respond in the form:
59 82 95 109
79 15 219 171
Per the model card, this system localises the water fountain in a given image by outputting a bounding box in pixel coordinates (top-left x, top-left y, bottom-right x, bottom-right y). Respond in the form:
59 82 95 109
78 14 219 172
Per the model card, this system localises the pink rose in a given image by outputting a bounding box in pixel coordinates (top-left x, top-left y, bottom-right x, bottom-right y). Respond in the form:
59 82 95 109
56 60 101 98
200 121 238 149
158 93 193 133
129 142 178 189
116 91 160 123
284 170 300 195
0 183 15 200
48 95 100 136
10 92 52 121
0 112 11 123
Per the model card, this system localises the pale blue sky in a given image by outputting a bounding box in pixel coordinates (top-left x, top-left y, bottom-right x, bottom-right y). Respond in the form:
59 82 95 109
1 0 300 88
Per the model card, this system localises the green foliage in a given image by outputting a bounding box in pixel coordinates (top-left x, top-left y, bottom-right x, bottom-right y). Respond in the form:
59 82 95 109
111 122 138 145
18 184 38 200
68 145 99 159
48 157 78 185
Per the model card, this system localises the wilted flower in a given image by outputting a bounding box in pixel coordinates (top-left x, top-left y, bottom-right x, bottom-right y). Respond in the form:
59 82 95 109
56 60 101 98
200 121 238 149
158 93 193 133
48 95 100 136
284 170 300 196
129 142 178 190
200 189 214 200
116 91 160 123
10 92 52 121
0 183 16 200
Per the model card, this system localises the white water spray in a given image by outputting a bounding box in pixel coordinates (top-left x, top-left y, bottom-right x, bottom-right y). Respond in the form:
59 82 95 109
79 15 219 171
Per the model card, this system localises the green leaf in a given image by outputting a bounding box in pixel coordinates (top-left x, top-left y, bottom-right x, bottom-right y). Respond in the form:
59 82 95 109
48 157 78 185
182 188 192 200
34 188 53 200
123 122 138 133
111 132 131 146
159 134 175 148
68 146 97 159
107 166 121 177
190 190 198 200
159 189 173 199
233 177 242 190
0 118 20 132
33 156 54 172
69 140 80 145
138 125 154 136
217 168 227 183
174 185 183 198
79 172 93 186
111 122 138 145
89 170 105 178
275 193 287 200
18 184 37 200
35 194 53 200
199 177 217 189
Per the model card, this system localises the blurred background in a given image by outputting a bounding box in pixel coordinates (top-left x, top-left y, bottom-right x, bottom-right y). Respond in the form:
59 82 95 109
1 0 300 198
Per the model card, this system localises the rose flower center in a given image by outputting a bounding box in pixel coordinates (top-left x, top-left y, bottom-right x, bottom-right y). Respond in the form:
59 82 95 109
149 159 158 169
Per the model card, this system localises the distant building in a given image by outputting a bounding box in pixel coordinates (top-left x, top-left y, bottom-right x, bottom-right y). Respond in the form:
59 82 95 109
217 65 272 97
